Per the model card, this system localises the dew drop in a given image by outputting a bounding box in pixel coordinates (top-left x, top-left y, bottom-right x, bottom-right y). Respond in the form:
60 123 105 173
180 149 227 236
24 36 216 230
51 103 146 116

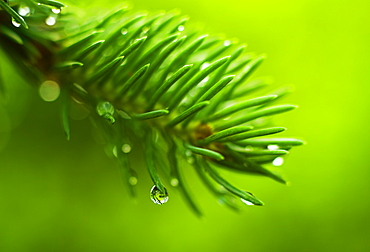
45 16 56 26
18 6 31 17
223 40 231 46
97 101 115 116
241 198 255 206
185 150 193 157
200 76 209 86
129 176 138 186
51 8 61 14
240 191 255 206
122 144 132 153
201 62 210 70
97 101 115 124
177 25 185 32
150 185 169 205
268 144 279 150
170 178 179 187
121 28 128 35
39 80 60 102
11 18 21 28
272 157 284 166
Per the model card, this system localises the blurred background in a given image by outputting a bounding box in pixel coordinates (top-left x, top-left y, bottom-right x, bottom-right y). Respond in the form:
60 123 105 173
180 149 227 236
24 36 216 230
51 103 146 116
1 0 369 251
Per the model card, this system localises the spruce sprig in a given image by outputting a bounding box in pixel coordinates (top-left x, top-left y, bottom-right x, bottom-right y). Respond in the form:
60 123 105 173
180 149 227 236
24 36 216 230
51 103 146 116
0 0 304 216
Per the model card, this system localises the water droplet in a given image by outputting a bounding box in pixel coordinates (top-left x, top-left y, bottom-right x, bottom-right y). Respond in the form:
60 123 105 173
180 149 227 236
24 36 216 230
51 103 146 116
170 178 179 187
121 28 128 35
240 191 255 206
18 6 31 17
200 76 209 86
11 18 21 28
272 157 284 166
201 62 210 70
185 150 193 157
129 176 138 185
97 101 115 124
97 101 115 116
177 25 185 32
223 40 231 46
241 198 255 206
122 144 131 153
51 8 61 14
39 80 60 102
45 16 56 26
267 144 279 150
150 185 169 205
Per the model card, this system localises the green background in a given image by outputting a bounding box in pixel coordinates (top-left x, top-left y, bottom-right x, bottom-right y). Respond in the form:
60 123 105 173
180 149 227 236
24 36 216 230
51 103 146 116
1 0 370 251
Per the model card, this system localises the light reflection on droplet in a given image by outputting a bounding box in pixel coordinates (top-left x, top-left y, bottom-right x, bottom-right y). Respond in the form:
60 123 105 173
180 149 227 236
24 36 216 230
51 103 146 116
122 144 132 153
121 28 128 35
18 6 31 17
51 8 61 14
96 101 115 124
272 157 284 166
39 80 60 102
200 76 209 86
185 150 192 157
201 62 210 70
240 191 255 205
150 185 169 205
45 16 56 26
223 40 231 46
11 18 21 28
241 198 255 206
97 101 115 116
178 25 185 32
268 144 279 150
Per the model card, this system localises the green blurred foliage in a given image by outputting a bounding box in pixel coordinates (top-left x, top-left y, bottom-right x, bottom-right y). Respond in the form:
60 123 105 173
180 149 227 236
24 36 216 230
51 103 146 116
1 0 370 251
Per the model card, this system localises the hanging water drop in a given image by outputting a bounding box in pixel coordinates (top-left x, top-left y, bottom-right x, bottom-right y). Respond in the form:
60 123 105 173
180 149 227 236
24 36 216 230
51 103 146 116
272 157 284 166
11 18 21 28
177 25 185 32
51 8 61 14
18 6 31 17
268 144 279 150
150 185 169 205
240 192 255 206
45 16 57 26
97 101 115 124
240 198 255 206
